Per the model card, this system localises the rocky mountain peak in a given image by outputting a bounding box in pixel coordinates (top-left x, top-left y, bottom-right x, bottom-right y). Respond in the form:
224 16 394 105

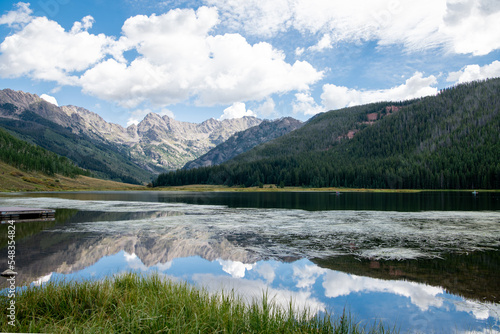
0 88 265 172
139 112 163 128
0 88 43 111
199 117 219 131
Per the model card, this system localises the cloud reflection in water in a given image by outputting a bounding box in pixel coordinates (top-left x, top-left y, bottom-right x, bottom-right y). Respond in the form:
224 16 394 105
31 251 500 333
1 195 498 333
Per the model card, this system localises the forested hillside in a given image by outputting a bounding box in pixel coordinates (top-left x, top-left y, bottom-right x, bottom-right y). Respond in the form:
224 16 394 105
0 127 90 178
154 78 500 189
0 104 151 184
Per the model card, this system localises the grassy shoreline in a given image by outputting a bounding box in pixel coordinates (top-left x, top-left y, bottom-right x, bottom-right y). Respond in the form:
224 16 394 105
1 162 496 193
0 273 397 333
149 184 498 193
2 180 497 193
0 161 146 192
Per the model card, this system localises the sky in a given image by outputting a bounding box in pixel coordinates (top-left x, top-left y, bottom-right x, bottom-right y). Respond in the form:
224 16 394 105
0 0 499 127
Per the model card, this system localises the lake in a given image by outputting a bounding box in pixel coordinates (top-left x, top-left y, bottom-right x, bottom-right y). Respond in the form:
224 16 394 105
1 191 499 333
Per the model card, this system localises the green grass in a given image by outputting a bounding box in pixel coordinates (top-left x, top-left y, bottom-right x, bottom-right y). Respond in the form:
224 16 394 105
0 160 147 192
1 273 398 333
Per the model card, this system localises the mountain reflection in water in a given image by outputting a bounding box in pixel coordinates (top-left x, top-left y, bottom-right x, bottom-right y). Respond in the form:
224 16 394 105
0 192 499 333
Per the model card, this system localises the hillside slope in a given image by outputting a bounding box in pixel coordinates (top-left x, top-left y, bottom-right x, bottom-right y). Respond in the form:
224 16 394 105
0 105 150 184
154 78 500 189
0 161 145 192
183 117 303 169
0 127 144 191
0 126 89 178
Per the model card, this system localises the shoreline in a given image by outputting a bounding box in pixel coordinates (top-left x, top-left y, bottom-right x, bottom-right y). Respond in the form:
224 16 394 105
1 180 498 194
1 165 497 193
150 184 500 193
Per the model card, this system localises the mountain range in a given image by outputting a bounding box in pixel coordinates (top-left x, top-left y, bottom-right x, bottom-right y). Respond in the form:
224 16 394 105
184 117 303 169
2 78 499 190
0 89 286 183
154 78 500 189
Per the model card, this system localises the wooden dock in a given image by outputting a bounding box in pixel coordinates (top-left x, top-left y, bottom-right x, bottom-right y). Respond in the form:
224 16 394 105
0 207 55 223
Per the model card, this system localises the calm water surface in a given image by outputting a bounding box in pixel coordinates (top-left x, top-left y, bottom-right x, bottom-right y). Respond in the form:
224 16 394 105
1 191 499 333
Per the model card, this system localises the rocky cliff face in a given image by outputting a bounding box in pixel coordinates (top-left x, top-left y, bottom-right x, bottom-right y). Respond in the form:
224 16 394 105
0 88 44 111
0 89 261 172
0 89 132 143
133 112 261 171
184 117 303 169
61 105 136 144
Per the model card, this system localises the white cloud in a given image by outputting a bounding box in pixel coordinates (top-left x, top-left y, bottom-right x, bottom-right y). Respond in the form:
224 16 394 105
193 273 326 316
447 60 500 83
292 91 324 116
78 7 322 108
308 33 333 53
0 4 322 110
207 0 500 55
50 86 62 94
255 97 276 117
154 261 173 271
255 262 276 284
200 34 322 105
218 259 254 278
159 108 175 119
0 2 32 28
293 263 326 289
219 102 256 120
460 330 500 334
81 58 174 108
0 6 114 85
440 0 500 56
32 273 52 286
295 47 305 56
208 0 443 49
70 15 95 33
120 6 219 66
322 271 444 312
123 252 148 271
453 299 500 321
321 72 438 111
40 94 58 106
205 0 294 37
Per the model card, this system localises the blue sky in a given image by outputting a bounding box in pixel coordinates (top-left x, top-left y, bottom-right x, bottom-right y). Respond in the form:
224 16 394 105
0 0 499 127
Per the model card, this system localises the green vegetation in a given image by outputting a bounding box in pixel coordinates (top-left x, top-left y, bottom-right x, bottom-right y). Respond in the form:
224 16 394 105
154 78 500 189
0 273 396 333
0 104 152 184
0 126 148 191
0 160 146 192
153 184 425 193
0 126 89 178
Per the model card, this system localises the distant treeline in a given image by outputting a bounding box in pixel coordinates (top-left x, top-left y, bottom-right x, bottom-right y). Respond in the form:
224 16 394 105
153 79 500 189
0 127 90 178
